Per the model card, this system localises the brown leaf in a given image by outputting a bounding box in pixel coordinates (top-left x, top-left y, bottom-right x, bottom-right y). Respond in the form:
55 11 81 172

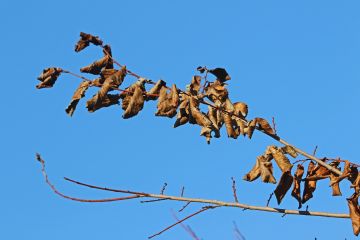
147 80 166 101
243 156 261 182
65 81 91 116
243 155 276 184
155 84 179 118
86 94 120 112
174 93 190 128
280 145 298 158
329 173 342 196
233 102 248 118
291 164 304 209
102 44 114 68
189 75 202 94
347 193 360 236
302 161 317 204
36 67 63 89
80 55 112 75
267 146 293 173
208 68 231 82
122 84 145 119
75 32 103 52
189 97 213 127
204 81 229 103
274 171 294 205
222 98 238 139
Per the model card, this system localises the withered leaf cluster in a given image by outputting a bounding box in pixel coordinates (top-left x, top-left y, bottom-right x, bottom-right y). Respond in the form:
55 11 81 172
36 67 63 89
75 32 103 52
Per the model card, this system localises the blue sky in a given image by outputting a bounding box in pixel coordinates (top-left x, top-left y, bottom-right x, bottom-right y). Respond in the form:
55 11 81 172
1 0 360 239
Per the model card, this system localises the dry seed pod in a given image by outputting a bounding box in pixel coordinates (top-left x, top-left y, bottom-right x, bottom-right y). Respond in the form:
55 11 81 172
36 67 63 89
75 32 103 52
274 171 294 205
65 81 91 116
291 164 304 209
347 193 360 236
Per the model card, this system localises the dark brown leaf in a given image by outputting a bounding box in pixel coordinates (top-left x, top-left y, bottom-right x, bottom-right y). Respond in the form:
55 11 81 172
208 68 231 82
122 84 145 119
155 84 179 118
302 161 317 204
65 81 91 116
274 171 294 205
291 164 304 209
86 94 120 112
347 193 360 236
36 67 63 89
75 32 103 52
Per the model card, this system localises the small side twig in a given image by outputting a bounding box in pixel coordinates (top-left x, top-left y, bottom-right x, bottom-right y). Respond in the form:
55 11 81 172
231 177 239 203
266 193 274 207
172 211 201 240
180 186 185 197
178 201 192 212
141 198 170 203
148 206 219 239
313 145 318 156
160 183 168 195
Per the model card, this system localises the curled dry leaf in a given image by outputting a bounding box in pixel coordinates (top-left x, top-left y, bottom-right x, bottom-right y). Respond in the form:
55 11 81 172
122 84 145 119
243 155 276 184
174 93 190 128
291 164 304 209
267 146 293 173
204 81 229 103
36 67 63 89
246 117 275 139
302 161 317 204
65 81 91 116
280 145 298 158
347 193 360 236
147 80 166 101
233 102 248 118
80 55 112 75
189 75 202 94
274 171 294 205
208 68 231 82
155 84 179 118
75 32 103 52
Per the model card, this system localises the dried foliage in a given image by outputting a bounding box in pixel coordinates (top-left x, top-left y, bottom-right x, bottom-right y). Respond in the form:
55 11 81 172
36 32 360 237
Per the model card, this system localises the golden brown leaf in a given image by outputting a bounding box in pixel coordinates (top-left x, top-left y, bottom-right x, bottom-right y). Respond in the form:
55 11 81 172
204 81 229 103
243 156 261 182
243 155 276 184
329 173 342 196
280 145 298 158
174 93 190 128
65 81 91 116
36 67 63 89
233 102 248 118
291 164 304 209
274 171 294 205
189 75 202 94
75 32 103 52
267 146 293 173
302 161 317 204
86 77 120 112
147 80 166 101
189 97 213 127
80 55 112 75
347 193 360 236
155 84 179 118
122 85 145 119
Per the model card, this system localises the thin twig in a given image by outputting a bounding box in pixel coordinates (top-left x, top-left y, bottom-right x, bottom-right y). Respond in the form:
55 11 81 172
181 186 185 197
231 177 239 203
148 206 218 239
179 201 192 212
313 145 318 156
160 183 168 195
172 211 201 240
266 193 274 207
61 176 350 219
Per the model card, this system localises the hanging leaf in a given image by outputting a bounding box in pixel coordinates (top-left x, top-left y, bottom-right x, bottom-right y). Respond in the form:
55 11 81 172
291 164 304 209
302 161 317 204
36 67 63 89
80 55 112 75
267 146 293 172
102 44 114 69
122 85 145 119
204 81 229 103
155 84 179 118
65 81 91 116
75 32 103 52
243 155 276 184
207 106 221 138
274 171 294 205
347 193 360 236
100 68 117 80
329 173 342 196
280 145 298 158
86 94 120 112
174 93 190 128
189 75 202 94
208 68 231 82
233 102 248 118
147 80 166 101
245 118 275 139
243 157 261 182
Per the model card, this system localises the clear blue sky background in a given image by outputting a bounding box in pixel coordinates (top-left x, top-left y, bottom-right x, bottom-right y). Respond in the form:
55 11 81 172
1 0 360 239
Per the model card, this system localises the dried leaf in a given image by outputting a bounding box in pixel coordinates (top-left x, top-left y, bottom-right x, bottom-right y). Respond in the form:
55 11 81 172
102 44 114 69
233 102 248 118
243 156 276 184
86 94 120 112
75 32 103 52
347 193 360 236
208 68 231 82
80 55 112 75
174 93 190 128
204 81 229 103
243 156 261 182
302 161 317 204
122 85 145 119
65 81 91 116
291 164 304 209
268 146 293 173
155 84 179 118
100 68 117 79
36 67 63 89
329 173 342 196
147 80 166 101
189 75 202 94
280 145 298 158
274 171 294 205
189 97 213 127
